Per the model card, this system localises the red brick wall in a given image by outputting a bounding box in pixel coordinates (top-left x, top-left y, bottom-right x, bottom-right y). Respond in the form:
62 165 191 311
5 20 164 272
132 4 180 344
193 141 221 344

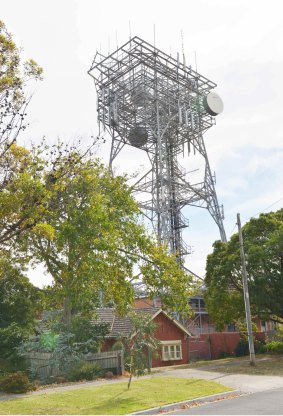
209 332 241 359
134 298 162 308
189 335 210 360
188 333 240 360
188 332 266 360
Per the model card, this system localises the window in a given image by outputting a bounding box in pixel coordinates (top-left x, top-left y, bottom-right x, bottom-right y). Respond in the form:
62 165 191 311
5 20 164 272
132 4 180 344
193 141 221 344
227 323 236 332
161 341 182 361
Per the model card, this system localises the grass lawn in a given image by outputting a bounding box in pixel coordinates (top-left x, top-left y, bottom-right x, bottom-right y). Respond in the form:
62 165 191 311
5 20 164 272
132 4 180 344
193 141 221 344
190 354 283 376
0 377 231 415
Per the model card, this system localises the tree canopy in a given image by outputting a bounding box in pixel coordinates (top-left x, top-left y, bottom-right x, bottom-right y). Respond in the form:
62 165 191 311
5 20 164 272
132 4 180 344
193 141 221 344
0 21 44 246
0 251 40 330
0 20 192 336
205 209 283 329
0 251 41 365
0 20 42 158
20 147 192 324
0 144 48 246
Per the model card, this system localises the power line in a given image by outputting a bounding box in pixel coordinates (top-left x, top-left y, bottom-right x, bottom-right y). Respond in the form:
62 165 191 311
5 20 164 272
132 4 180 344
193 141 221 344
228 195 283 238
254 195 283 217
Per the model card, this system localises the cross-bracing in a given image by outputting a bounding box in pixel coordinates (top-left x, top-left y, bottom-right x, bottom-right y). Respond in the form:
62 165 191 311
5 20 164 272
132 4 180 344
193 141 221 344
89 36 226 265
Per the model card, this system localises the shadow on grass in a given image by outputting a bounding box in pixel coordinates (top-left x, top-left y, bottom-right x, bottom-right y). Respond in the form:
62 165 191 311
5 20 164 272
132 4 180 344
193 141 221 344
85 397 141 415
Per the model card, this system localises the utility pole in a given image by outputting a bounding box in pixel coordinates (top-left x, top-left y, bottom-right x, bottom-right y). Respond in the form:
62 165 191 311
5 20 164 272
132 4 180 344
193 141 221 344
237 213 256 366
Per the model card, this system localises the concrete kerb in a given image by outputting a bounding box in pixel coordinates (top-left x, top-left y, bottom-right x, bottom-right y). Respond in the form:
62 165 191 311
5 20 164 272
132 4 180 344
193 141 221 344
131 390 242 415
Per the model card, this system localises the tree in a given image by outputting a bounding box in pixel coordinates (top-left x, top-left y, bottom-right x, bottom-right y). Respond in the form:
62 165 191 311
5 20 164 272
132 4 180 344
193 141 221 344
0 251 41 365
21 148 192 325
0 144 48 246
0 141 95 247
0 251 40 330
112 311 160 389
0 20 42 159
0 21 45 247
205 209 283 329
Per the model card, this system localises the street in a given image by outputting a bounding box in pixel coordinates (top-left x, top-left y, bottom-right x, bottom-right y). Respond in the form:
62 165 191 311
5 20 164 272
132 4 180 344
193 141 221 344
168 387 283 415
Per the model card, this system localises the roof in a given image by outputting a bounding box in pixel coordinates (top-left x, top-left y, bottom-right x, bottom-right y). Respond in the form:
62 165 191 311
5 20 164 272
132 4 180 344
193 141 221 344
92 308 191 338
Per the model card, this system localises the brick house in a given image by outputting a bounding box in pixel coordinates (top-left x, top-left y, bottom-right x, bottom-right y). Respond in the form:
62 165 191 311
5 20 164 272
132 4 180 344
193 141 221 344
94 308 191 367
133 297 274 360
134 296 275 335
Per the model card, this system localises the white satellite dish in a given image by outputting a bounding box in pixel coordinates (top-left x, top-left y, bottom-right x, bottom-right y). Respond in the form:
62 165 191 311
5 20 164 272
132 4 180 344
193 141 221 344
203 92 224 116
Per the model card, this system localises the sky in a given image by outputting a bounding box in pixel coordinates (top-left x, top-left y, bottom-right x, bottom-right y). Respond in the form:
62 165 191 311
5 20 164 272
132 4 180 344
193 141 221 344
2 0 283 287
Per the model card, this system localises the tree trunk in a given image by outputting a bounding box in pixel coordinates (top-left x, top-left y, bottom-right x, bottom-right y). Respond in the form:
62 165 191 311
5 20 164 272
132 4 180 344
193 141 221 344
63 297 72 328
128 355 133 389
127 372 132 390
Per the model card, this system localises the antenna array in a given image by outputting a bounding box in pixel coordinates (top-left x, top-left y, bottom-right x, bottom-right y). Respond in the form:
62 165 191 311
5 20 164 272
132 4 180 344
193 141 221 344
89 36 226 263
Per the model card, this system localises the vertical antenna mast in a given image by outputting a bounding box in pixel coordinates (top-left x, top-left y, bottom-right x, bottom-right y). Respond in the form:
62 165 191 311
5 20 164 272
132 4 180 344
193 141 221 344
89 36 227 264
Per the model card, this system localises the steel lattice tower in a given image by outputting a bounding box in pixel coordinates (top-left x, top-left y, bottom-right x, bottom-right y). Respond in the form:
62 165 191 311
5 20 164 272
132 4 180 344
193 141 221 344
89 36 226 263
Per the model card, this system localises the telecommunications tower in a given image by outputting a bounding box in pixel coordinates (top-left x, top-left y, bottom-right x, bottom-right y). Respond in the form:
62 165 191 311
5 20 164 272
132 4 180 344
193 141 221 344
89 36 226 263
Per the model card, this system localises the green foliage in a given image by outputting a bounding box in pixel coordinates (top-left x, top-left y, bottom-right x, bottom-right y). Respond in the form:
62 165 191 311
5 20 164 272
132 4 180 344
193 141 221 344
205 209 283 328
39 330 60 351
262 341 283 354
236 321 258 338
19 148 192 323
0 323 28 365
235 339 249 357
0 144 48 246
1 137 192 326
115 311 160 389
0 20 42 157
0 252 40 330
1 21 192 338
19 315 109 382
267 327 283 342
20 331 82 380
0 251 40 367
0 371 36 394
66 361 101 382
69 316 109 354
218 351 230 359
235 336 265 357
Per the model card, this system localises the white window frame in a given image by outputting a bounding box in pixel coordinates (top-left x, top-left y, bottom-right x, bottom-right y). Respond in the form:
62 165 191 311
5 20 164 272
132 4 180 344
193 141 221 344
161 340 182 361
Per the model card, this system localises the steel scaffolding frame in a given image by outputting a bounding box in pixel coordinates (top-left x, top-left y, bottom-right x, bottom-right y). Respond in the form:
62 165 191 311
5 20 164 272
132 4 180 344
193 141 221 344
89 36 226 263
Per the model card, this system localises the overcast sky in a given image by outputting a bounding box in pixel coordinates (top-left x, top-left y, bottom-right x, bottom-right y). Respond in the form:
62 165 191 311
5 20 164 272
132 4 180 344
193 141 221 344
2 0 283 286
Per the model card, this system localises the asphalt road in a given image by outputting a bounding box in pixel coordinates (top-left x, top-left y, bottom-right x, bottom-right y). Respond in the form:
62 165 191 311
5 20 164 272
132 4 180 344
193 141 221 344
168 386 283 415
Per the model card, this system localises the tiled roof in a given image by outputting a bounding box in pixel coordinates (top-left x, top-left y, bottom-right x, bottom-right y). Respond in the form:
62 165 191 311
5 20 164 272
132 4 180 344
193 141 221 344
93 308 160 338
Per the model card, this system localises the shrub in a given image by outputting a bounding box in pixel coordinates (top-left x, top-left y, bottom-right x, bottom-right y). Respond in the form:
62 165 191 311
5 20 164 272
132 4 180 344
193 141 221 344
263 341 283 354
0 371 36 394
0 324 28 366
235 339 249 357
66 361 101 382
218 351 230 359
104 371 114 379
56 376 66 384
254 338 265 354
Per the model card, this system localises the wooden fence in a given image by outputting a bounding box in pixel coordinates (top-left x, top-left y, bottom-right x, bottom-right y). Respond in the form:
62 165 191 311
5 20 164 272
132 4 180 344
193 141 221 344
25 350 124 381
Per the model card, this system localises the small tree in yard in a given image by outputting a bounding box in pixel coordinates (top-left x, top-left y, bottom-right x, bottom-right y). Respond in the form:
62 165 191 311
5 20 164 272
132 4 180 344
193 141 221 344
117 312 160 389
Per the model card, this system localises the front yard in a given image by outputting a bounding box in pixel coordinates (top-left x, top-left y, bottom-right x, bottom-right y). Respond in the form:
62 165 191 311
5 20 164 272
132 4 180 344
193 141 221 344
0 376 231 415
